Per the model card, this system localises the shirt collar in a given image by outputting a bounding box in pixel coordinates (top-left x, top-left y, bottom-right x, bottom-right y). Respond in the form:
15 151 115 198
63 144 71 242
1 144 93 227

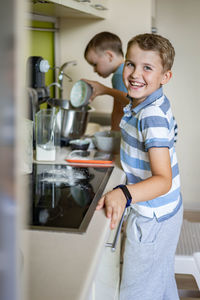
130 87 164 114
115 63 124 75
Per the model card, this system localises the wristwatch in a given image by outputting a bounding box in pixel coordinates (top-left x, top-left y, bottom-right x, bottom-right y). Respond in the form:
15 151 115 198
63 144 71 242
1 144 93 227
113 184 132 207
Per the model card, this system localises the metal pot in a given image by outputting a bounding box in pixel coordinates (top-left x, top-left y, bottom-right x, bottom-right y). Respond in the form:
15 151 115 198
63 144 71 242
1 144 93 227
47 98 70 110
47 98 93 139
61 106 92 139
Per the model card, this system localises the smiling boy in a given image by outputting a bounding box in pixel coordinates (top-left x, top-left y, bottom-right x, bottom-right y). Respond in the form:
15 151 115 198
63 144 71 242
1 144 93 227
96 33 182 299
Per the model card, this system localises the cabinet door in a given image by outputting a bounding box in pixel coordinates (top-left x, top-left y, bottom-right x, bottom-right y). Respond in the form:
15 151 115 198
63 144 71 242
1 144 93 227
30 0 108 19
89 232 121 300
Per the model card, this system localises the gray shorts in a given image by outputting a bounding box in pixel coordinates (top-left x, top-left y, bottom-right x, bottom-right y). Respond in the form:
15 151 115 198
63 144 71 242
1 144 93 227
120 205 183 300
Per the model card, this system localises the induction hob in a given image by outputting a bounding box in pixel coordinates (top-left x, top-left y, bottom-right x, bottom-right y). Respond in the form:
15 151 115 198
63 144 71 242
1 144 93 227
28 163 113 233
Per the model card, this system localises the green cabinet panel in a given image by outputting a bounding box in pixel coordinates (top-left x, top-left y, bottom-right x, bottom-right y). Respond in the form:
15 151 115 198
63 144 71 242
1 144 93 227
28 20 55 101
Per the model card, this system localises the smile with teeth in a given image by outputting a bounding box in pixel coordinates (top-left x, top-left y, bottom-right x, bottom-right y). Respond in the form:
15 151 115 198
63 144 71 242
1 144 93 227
129 81 145 88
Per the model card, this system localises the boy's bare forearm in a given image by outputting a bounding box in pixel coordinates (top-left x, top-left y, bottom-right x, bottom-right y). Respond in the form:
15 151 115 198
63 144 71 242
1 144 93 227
111 99 125 131
97 147 172 229
104 86 129 106
97 174 171 230
81 78 128 105
127 174 172 204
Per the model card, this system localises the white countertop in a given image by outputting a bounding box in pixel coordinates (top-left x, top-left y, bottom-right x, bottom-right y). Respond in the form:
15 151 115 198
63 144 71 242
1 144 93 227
24 148 126 300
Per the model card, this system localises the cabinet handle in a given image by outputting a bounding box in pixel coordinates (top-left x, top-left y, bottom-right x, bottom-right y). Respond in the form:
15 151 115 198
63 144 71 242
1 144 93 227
105 208 126 252
74 0 91 2
90 4 108 10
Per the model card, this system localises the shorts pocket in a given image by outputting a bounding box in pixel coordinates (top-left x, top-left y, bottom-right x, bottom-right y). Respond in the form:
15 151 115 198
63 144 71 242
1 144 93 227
127 212 163 245
121 213 163 288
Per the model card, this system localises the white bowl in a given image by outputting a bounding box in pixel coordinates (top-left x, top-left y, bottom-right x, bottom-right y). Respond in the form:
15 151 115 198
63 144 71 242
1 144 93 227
70 80 93 107
94 131 121 153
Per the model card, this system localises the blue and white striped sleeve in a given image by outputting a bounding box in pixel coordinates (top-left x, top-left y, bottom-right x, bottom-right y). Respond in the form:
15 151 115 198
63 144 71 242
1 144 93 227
140 107 170 151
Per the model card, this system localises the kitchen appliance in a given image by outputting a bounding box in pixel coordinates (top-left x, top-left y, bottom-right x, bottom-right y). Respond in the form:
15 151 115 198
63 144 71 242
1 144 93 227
27 56 50 120
27 56 51 148
27 56 50 103
27 163 113 233
47 98 93 144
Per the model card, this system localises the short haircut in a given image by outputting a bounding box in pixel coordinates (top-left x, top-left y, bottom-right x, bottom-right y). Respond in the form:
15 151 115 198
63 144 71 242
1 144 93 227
84 31 124 58
127 33 175 72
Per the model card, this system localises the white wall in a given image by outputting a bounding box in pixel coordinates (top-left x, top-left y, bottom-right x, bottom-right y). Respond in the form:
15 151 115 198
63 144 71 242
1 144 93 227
155 0 200 209
58 0 151 112
58 0 200 210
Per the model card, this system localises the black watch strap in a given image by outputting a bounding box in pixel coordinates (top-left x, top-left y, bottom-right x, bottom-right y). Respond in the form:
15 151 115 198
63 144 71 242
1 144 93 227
113 184 132 207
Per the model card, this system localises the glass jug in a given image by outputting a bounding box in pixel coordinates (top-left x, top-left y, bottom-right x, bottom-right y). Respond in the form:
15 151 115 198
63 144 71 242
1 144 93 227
35 109 58 161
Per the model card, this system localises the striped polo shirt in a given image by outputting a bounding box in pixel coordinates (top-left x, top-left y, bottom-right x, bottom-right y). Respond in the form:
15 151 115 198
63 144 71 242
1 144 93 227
119 87 182 221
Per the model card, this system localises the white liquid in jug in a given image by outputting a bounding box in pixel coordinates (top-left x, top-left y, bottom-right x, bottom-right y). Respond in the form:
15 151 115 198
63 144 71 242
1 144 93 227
36 144 56 161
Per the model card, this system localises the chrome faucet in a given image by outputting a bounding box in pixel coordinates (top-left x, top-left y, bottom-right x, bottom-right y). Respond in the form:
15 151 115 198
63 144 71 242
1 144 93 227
59 60 77 72
48 82 62 89
49 60 77 99
47 82 62 99
58 60 77 99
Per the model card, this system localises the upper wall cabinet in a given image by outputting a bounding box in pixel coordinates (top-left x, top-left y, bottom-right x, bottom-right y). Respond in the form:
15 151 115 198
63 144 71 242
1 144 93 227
30 0 109 19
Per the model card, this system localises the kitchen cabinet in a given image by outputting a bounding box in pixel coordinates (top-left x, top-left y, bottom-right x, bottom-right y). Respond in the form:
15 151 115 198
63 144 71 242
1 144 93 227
88 230 121 300
24 158 126 300
30 0 109 19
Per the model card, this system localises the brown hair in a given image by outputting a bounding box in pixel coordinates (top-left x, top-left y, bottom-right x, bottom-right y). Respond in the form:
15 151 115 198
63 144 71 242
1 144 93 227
127 33 175 72
84 31 124 58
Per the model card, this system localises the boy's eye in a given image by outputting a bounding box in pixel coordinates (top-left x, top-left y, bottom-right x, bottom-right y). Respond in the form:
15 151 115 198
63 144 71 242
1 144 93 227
144 65 152 71
125 61 134 68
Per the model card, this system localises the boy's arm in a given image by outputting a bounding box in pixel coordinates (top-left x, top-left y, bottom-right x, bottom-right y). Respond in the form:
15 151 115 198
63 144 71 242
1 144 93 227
128 147 172 201
82 79 129 106
96 147 172 229
111 99 125 131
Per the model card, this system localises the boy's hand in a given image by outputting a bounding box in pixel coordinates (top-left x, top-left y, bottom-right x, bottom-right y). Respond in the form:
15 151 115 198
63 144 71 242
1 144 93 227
96 189 126 229
81 78 107 101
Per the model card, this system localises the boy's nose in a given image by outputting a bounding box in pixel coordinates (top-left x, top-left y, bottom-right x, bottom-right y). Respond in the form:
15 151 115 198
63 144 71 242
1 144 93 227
130 68 140 78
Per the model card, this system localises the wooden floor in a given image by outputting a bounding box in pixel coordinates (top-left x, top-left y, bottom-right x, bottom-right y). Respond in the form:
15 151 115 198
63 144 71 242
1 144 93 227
176 210 200 299
176 274 200 299
183 210 200 223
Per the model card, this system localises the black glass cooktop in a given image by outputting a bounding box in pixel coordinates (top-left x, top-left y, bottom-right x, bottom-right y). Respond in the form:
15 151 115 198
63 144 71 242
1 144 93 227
28 163 113 233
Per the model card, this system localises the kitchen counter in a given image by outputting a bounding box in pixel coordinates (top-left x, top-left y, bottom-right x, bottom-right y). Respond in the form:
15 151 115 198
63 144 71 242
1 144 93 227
33 146 115 167
24 148 126 300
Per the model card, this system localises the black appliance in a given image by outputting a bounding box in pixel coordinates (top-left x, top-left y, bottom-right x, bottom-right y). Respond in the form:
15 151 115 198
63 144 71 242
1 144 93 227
28 163 113 234
28 56 46 89
27 56 50 121
27 56 51 148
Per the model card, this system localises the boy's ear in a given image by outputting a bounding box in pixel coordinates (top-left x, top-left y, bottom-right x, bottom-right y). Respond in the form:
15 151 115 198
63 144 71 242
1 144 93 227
161 70 172 85
105 50 114 62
